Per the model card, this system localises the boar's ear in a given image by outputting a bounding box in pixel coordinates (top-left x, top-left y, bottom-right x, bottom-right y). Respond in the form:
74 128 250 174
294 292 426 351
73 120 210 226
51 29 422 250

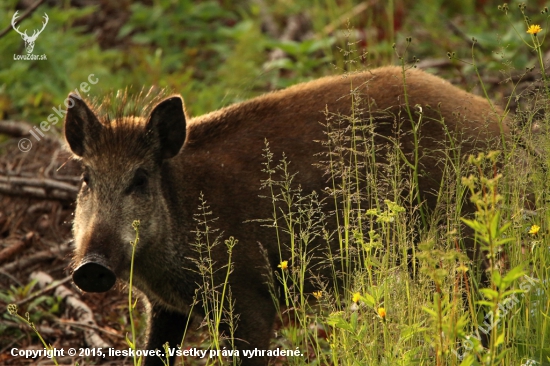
64 94 102 157
147 96 186 160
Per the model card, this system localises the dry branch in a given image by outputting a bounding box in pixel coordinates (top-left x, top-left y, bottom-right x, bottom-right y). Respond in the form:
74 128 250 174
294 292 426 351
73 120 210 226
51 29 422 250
31 271 111 349
0 174 78 192
0 268 23 286
0 240 71 273
0 232 34 264
0 120 33 137
14 275 72 308
0 174 78 201
0 0 47 39
0 169 81 183
60 319 124 339
446 20 487 52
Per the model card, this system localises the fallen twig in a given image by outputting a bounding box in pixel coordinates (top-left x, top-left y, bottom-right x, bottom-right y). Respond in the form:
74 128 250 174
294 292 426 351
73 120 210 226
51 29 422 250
0 169 81 183
0 240 71 273
0 174 78 192
31 271 111 349
60 319 124 339
0 334 25 360
447 20 487 53
0 120 33 138
0 232 35 264
13 275 72 309
0 0 47 39
0 268 23 286
0 174 78 201
0 184 76 201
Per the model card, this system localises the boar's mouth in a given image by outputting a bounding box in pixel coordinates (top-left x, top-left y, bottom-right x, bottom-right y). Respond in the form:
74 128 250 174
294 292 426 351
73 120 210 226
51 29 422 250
73 256 116 293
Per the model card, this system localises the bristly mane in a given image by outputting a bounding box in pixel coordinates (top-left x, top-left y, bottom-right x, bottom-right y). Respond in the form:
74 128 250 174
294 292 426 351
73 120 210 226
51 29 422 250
88 87 173 126
73 87 178 164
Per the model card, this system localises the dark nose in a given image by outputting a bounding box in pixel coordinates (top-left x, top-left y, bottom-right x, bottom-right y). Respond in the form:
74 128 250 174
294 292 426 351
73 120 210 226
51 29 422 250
73 262 116 292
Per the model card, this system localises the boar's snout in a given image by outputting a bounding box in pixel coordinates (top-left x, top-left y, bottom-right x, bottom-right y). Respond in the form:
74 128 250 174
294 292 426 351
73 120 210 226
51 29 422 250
73 260 116 293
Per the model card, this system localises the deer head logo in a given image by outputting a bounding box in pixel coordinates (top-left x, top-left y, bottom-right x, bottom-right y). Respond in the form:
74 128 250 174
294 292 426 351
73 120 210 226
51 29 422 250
11 11 49 54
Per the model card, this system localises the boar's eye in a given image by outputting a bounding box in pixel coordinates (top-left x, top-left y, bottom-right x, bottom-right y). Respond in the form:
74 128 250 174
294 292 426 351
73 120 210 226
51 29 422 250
126 168 148 194
81 172 91 191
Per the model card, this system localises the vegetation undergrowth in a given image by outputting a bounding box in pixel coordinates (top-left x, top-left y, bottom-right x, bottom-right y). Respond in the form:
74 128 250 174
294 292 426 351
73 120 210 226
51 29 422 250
6 303 61 366
248 6 549 365
190 194 240 366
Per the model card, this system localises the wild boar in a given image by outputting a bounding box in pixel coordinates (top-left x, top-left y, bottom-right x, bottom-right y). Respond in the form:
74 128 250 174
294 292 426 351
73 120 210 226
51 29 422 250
65 66 509 366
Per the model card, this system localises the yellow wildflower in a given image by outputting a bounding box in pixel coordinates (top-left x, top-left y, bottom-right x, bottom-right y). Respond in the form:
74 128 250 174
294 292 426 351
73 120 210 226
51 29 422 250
352 292 361 303
457 264 469 273
528 224 541 235
527 24 543 35
378 307 386 319
313 291 323 299
278 260 288 270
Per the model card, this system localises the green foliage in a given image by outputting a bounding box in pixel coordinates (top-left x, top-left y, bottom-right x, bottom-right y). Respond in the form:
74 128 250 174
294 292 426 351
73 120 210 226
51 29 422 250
0 3 104 121
126 220 143 366
1 280 62 326
2 0 549 124
4 298 62 366
190 194 239 365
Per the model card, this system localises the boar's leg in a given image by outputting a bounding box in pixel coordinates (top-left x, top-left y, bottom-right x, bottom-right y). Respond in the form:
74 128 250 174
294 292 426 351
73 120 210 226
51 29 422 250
229 286 277 366
144 306 187 366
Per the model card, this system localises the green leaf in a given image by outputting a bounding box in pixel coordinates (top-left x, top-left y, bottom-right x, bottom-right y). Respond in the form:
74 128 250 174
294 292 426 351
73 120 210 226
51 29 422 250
422 306 437 317
360 293 375 307
461 218 485 234
125 334 135 349
497 221 511 236
494 237 515 246
326 312 354 332
400 324 428 342
350 311 358 331
458 353 476 366
479 288 499 300
501 265 526 286
491 271 502 288
494 331 505 347
489 211 500 238
501 288 527 298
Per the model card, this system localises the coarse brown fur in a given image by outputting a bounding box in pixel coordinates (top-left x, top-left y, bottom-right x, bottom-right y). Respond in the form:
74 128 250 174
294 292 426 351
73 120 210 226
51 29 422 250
64 66 510 366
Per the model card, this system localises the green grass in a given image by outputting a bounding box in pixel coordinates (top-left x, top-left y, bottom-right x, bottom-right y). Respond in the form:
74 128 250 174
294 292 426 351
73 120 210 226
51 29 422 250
164 62 550 365
176 12 550 361
250 74 549 365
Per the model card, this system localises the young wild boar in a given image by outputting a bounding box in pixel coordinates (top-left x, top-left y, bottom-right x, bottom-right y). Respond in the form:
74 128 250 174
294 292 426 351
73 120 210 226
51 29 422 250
65 66 509 366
